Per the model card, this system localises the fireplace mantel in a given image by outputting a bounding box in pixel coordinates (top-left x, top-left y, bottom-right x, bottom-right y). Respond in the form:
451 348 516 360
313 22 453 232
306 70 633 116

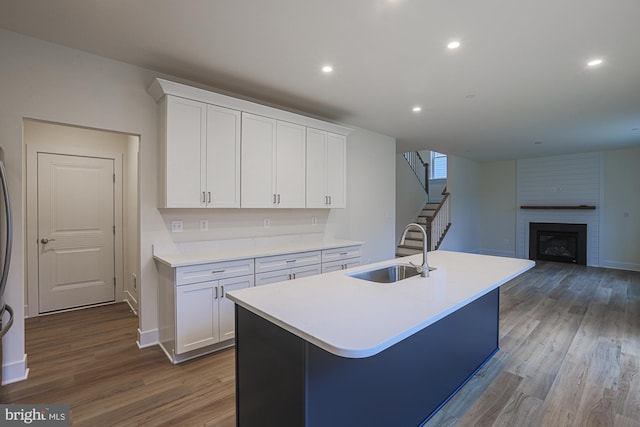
520 205 596 210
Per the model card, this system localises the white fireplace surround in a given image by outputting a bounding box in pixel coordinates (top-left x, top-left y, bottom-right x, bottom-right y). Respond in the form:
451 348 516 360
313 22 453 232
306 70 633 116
516 153 602 266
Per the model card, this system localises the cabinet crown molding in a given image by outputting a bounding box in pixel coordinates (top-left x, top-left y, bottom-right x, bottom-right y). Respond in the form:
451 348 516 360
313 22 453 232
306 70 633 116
148 78 353 136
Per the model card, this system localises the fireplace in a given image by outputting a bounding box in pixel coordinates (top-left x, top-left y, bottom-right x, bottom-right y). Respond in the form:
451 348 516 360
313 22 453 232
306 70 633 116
529 223 587 265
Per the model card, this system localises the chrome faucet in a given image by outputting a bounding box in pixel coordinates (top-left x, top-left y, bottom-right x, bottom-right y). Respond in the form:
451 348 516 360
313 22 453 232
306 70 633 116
400 223 430 277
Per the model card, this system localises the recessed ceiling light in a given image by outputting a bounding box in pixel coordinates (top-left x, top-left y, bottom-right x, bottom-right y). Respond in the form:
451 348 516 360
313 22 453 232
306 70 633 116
321 65 333 73
587 58 603 67
412 106 422 113
447 41 461 49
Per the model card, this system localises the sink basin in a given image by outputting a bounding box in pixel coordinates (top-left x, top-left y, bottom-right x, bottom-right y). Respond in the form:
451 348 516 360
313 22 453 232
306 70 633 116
348 263 436 283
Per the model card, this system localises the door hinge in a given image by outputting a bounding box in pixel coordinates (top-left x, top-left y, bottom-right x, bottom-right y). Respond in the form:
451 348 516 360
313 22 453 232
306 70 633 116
114 277 116 287
113 173 116 183
113 225 116 235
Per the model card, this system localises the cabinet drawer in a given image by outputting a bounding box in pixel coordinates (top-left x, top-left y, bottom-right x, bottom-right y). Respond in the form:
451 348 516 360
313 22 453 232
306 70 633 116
322 258 361 274
176 258 254 285
322 246 362 263
255 250 321 273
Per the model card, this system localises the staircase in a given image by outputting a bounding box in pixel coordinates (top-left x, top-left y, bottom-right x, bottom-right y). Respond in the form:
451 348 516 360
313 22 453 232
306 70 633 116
397 151 451 257
396 200 449 256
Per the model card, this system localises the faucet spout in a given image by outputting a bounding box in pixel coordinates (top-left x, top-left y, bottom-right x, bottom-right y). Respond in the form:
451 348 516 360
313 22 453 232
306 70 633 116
400 223 430 277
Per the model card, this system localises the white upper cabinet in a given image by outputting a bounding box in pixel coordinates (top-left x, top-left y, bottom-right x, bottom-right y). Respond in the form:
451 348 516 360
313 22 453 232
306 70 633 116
306 128 346 208
163 96 207 208
241 113 305 208
206 104 241 208
160 95 240 208
149 78 351 209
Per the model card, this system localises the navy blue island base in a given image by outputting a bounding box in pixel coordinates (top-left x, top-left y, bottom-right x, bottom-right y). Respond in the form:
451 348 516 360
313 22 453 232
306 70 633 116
235 288 499 427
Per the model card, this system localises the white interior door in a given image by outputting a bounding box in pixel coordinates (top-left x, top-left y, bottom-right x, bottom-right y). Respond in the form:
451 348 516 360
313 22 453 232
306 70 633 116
38 153 115 313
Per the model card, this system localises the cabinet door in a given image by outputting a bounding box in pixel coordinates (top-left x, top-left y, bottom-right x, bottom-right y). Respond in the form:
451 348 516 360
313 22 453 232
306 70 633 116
241 113 277 208
326 133 346 208
218 275 254 341
206 105 241 207
165 96 207 208
275 121 306 208
291 264 322 280
255 270 292 287
176 281 219 354
306 128 328 208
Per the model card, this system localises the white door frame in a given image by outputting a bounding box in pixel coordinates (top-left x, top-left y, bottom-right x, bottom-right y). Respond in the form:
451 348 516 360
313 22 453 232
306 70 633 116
26 135 125 317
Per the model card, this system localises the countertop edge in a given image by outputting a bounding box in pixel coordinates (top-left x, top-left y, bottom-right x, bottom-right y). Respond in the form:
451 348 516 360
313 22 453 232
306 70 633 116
153 239 363 268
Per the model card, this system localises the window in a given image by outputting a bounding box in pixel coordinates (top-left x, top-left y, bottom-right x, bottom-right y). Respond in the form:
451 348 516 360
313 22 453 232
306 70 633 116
431 151 447 179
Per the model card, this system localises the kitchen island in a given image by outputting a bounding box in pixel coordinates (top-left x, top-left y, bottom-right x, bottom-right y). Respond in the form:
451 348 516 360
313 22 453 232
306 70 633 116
227 250 535 426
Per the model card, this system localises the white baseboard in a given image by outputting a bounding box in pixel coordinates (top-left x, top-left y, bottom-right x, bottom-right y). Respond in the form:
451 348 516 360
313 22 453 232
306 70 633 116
124 291 138 315
600 261 640 272
137 328 159 349
1 354 29 385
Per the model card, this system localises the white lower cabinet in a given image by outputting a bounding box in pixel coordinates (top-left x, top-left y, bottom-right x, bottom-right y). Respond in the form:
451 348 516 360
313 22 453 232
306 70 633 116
176 274 253 354
157 258 254 363
254 250 322 286
156 243 362 363
255 264 322 286
321 246 362 273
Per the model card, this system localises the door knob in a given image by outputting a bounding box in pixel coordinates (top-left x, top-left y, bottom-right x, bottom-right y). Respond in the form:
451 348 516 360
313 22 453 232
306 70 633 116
40 238 56 244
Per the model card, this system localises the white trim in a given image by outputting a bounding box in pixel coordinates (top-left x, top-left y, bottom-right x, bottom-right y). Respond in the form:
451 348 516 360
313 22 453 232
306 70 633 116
124 291 138 314
148 78 353 136
1 354 29 385
600 261 640 272
137 328 159 348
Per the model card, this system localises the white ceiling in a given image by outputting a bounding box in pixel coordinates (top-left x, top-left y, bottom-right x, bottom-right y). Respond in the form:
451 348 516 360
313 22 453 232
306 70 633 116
1 0 639 161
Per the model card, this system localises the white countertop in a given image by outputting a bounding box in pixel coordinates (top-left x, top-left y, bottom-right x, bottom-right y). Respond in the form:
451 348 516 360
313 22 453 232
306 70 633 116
227 250 535 358
153 237 362 268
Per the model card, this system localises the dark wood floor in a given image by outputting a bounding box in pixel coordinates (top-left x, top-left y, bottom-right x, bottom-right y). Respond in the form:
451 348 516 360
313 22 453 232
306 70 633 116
2 261 639 426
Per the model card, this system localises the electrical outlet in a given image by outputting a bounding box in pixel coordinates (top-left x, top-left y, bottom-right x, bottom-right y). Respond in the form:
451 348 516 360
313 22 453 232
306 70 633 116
263 218 270 228
171 220 183 232
200 219 209 231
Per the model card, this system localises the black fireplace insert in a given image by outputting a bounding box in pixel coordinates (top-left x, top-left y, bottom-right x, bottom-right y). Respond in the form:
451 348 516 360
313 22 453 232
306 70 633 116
529 222 587 265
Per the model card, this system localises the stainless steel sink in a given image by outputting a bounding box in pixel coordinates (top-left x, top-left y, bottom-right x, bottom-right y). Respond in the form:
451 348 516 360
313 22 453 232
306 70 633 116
348 264 436 283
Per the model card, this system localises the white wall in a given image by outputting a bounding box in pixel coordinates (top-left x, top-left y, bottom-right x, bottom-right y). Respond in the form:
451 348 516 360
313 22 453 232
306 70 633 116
0 29 396 383
438 155 481 253
395 154 428 243
478 160 517 257
602 147 640 270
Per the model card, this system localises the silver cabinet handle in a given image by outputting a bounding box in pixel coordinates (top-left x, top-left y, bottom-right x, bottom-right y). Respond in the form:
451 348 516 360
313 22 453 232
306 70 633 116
221 285 225 298
328 195 332 205
40 238 56 244
273 194 277 204
292 272 296 279
325 195 329 205
208 192 212 203
211 269 225 274
214 287 218 299
286 259 296 263
277 194 281 204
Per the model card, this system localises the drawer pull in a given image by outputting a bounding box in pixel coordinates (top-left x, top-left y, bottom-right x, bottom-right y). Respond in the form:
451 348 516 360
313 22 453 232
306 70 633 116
286 259 296 263
340 252 348 256
211 269 225 274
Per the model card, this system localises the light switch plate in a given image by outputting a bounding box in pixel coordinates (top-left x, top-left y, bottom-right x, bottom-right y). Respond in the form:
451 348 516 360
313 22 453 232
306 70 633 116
171 220 183 233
